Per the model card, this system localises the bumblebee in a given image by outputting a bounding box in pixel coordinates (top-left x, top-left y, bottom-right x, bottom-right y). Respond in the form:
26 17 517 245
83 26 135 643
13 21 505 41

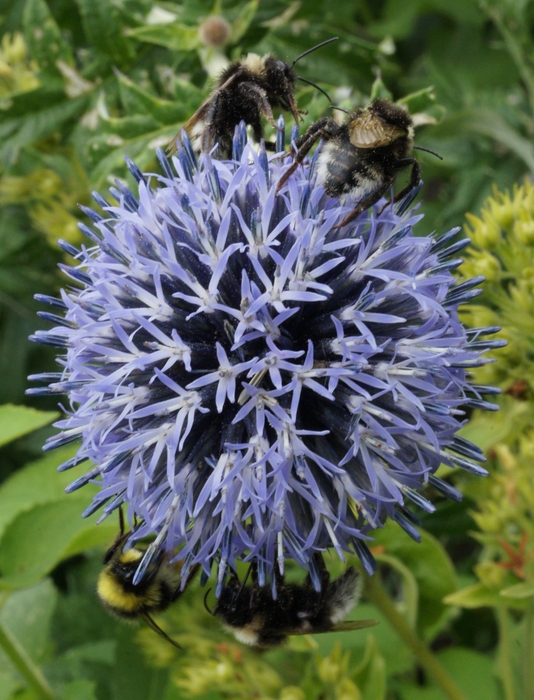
167 38 337 157
276 98 441 227
208 556 376 649
97 512 199 648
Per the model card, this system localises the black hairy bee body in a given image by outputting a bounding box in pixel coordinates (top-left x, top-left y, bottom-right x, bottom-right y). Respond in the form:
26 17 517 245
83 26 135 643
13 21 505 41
97 516 199 648
277 98 432 227
212 559 375 649
168 39 337 157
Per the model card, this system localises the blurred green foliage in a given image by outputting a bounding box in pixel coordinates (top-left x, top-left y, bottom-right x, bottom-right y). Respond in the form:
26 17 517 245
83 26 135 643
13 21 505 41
1 0 534 698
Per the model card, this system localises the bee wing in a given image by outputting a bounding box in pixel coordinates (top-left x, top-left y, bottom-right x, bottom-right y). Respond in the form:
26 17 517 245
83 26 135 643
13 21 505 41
284 618 378 638
348 111 404 149
166 72 242 155
141 612 183 649
330 618 378 632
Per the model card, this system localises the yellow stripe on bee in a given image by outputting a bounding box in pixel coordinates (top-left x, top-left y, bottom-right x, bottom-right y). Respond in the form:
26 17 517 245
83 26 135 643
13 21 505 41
97 571 161 614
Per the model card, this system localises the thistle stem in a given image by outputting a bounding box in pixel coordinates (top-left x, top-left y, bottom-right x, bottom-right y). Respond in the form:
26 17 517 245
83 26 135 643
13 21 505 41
497 606 515 700
364 573 469 700
0 620 55 699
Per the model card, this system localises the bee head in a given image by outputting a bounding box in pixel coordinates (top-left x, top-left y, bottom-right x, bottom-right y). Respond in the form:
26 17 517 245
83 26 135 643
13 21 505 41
262 56 299 124
369 98 412 132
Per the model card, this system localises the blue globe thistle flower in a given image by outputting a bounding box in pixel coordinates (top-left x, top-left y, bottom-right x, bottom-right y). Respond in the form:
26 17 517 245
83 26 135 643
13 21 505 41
28 122 503 592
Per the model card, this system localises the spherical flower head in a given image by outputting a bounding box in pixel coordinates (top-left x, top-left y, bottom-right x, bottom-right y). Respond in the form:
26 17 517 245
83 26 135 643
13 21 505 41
28 122 503 591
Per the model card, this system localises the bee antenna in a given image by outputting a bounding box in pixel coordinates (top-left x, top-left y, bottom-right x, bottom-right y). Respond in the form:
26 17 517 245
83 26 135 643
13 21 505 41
329 105 351 115
296 76 332 102
414 145 443 160
142 613 183 650
119 505 125 535
203 588 215 616
290 37 339 68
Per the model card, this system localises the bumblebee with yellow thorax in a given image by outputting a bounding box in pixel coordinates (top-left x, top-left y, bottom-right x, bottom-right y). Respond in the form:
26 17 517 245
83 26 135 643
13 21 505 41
97 511 199 648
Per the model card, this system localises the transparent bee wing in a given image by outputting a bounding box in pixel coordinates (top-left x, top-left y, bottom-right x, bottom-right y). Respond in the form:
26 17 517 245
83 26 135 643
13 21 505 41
331 618 378 632
141 612 182 649
286 618 378 637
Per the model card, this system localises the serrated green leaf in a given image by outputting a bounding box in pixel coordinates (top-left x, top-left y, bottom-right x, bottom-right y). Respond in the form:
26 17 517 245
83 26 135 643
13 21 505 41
23 0 75 74
0 405 59 448
115 71 190 123
444 583 530 610
0 500 117 589
74 0 134 66
1 94 89 165
500 581 534 599
99 114 161 139
126 23 200 52
230 0 259 45
372 523 457 629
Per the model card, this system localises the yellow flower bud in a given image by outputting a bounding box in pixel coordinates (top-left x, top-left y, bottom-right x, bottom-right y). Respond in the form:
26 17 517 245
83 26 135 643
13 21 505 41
475 561 507 589
280 687 306 700
513 218 534 246
336 678 362 700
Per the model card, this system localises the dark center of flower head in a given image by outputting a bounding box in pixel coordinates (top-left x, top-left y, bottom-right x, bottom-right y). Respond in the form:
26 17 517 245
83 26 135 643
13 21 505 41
29 121 502 592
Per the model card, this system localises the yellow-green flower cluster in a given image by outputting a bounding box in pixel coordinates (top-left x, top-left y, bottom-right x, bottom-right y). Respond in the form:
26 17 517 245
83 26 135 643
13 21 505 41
461 181 534 390
465 437 534 591
0 32 39 99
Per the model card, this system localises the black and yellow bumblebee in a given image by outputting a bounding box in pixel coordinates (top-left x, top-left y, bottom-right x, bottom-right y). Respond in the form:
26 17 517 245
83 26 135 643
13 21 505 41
207 556 376 649
277 97 441 227
167 38 337 157
97 511 199 648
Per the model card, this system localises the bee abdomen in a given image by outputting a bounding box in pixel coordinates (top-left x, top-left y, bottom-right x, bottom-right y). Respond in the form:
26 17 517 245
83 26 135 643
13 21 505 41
318 144 379 199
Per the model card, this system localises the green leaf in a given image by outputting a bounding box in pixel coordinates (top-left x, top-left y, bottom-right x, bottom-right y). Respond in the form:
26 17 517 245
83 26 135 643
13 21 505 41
0 405 59 448
230 0 259 45
352 635 386 700
126 23 201 52
0 671 20 700
500 581 534 599
115 71 190 124
1 94 89 165
0 579 57 668
61 679 98 700
374 553 418 629
74 0 134 66
0 500 117 589
0 446 81 539
397 86 437 114
444 583 530 610
372 523 457 629
23 0 75 74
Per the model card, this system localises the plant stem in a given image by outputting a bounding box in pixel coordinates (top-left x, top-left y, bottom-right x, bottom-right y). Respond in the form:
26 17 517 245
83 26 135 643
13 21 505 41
497 606 515 700
0 620 55 700
364 573 469 700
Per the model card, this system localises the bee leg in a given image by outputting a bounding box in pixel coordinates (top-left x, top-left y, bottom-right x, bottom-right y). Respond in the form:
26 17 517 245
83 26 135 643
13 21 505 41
245 83 281 131
334 179 394 229
276 118 337 192
381 158 421 213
